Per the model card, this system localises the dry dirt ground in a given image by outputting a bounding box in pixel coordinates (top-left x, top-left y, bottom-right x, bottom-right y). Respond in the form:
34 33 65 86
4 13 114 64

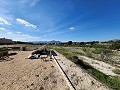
54 51 110 90
0 51 69 90
63 47 120 76
79 56 119 76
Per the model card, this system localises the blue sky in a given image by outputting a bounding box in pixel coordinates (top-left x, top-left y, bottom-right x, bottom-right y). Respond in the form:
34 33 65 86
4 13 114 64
0 0 120 42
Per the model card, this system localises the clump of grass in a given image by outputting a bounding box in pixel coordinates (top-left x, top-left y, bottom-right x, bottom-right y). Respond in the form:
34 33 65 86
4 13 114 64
92 69 120 90
113 69 120 74
65 87 70 90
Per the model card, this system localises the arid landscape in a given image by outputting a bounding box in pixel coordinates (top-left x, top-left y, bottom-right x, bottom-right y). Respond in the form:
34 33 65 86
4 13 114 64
0 50 69 90
0 0 120 90
0 43 120 90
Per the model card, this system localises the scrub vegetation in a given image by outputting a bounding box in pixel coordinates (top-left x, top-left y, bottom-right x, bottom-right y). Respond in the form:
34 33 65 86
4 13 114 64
50 46 120 90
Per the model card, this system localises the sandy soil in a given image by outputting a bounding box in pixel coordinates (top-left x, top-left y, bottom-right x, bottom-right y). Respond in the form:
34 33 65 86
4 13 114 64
0 51 69 90
79 56 119 76
63 47 120 75
54 51 110 90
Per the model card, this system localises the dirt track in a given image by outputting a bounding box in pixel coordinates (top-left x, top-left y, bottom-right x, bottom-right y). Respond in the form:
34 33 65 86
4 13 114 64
0 51 68 90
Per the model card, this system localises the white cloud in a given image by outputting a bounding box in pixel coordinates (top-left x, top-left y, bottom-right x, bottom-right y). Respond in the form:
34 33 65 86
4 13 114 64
7 31 13 35
0 28 40 41
16 32 22 34
16 18 37 29
0 27 6 31
0 17 11 25
31 0 41 7
13 34 40 41
69 27 75 30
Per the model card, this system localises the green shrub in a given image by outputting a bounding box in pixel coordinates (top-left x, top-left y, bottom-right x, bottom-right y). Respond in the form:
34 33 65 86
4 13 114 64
92 69 120 90
113 69 120 74
70 56 79 64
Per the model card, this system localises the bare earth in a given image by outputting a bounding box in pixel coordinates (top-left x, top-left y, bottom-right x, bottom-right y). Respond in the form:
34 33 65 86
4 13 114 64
79 56 119 76
54 51 110 90
0 51 69 90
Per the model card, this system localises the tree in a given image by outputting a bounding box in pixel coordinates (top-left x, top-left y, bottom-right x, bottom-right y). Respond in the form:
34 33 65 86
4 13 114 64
68 41 73 45
110 43 120 50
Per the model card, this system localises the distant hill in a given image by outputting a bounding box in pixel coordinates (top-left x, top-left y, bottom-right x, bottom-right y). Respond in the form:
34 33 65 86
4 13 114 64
0 38 14 45
32 40 61 44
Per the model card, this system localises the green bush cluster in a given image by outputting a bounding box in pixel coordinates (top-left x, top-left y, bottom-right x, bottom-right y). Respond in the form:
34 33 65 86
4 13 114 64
110 43 120 50
92 69 120 90
92 48 112 54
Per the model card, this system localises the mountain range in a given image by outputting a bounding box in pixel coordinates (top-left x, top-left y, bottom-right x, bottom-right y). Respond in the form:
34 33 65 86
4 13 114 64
32 40 61 44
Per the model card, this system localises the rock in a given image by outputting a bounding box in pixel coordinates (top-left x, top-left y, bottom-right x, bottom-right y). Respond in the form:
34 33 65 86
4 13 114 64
44 76 48 80
39 86 44 90
35 74 39 77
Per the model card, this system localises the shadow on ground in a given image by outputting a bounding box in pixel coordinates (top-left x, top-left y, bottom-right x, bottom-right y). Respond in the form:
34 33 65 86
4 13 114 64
0 57 14 62
51 50 57 56
9 52 17 56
